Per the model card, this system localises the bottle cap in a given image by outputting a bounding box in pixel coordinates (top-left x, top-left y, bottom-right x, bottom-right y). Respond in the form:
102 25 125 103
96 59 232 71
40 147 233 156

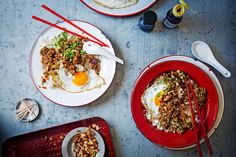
172 4 185 17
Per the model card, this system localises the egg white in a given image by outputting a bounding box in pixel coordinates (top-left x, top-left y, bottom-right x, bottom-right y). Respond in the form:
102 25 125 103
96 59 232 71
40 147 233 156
94 0 138 9
141 81 167 127
58 65 105 93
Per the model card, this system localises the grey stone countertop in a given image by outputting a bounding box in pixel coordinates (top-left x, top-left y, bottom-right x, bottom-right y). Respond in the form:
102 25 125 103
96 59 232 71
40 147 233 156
0 0 236 157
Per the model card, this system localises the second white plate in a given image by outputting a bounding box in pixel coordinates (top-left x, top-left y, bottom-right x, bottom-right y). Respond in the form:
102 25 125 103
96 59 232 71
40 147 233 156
81 0 158 17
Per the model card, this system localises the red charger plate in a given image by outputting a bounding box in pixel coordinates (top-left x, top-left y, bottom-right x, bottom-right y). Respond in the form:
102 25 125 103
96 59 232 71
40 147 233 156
131 60 219 148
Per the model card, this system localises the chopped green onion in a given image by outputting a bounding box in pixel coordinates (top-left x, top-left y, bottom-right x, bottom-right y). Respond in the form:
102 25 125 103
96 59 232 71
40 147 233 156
80 50 86 55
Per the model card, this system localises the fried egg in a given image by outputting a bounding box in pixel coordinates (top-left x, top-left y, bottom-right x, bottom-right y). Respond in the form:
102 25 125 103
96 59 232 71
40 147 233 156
94 0 138 9
58 65 105 93
141 81 167 126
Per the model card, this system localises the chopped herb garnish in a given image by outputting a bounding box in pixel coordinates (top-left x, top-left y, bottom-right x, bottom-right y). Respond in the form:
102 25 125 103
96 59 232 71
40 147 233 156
51 32 87 61
53 32 68 48
80 50 86 55
61 32 68 38
64 49 75 60
70 43 78 49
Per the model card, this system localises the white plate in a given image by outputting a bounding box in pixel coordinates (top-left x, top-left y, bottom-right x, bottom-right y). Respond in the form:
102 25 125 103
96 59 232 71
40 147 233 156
62 127 105 157
81 0 158 17
135 55 224 150
30 20 116 107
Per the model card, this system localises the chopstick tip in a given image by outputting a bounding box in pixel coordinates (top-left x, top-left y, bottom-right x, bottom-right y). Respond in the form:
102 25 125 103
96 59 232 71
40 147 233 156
41 4 46 8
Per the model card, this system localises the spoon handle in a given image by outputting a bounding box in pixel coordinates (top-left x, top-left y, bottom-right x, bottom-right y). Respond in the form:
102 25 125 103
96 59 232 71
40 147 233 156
209 59 231 77
101 52 124 64
96 47 124 64
110 55 124 64
83 41 124 64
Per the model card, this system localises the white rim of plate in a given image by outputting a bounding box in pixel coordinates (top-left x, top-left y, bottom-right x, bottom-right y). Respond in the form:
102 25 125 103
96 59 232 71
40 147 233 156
134 55 224 150
81 0 158 17
30 20 116 107
61 127 105 157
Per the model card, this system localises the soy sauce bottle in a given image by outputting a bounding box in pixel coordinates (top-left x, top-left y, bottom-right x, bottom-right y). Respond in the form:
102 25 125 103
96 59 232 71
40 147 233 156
163 0 189 29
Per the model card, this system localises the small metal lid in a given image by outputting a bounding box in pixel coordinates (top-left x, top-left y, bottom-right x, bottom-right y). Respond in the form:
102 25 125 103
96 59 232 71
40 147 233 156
16 98 40 122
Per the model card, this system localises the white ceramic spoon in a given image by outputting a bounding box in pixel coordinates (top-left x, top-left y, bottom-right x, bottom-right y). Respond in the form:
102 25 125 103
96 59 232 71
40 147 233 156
83 41 124 64
191 41 231 78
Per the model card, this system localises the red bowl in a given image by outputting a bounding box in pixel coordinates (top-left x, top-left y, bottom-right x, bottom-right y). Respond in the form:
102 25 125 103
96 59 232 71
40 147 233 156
131 60 219 148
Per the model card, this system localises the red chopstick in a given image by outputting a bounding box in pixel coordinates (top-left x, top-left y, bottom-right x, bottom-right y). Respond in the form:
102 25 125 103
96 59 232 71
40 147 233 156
189 81 213 155
185 79 203 157
41 4 109 47
32 16 104 46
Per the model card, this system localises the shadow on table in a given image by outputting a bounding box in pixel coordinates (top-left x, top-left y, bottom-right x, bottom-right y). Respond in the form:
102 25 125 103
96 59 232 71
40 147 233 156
152 0 169 10
0 125 8 154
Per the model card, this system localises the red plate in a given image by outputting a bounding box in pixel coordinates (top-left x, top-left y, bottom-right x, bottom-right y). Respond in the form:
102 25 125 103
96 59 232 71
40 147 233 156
131 60 219 148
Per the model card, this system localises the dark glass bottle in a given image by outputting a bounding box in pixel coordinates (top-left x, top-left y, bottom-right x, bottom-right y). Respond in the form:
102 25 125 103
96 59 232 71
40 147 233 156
163 4 185 29
138 11 157 32
163 9 183 29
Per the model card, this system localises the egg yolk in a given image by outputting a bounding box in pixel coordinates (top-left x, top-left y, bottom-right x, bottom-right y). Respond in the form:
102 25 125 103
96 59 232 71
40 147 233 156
72 72 89 86
155 95 161 106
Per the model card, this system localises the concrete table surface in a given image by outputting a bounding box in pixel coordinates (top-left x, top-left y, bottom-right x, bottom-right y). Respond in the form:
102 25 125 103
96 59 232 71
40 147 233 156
0 0 236 156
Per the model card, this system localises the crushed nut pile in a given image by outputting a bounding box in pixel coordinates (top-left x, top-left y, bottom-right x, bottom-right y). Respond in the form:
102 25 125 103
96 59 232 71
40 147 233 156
72 128 99 157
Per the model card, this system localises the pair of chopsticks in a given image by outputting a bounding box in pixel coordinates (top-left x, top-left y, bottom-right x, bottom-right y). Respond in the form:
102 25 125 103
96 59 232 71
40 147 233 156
185 78 213 157
32 4 109 47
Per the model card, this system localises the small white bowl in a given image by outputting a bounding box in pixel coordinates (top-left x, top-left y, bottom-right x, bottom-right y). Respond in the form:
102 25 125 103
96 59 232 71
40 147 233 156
62 127 105 157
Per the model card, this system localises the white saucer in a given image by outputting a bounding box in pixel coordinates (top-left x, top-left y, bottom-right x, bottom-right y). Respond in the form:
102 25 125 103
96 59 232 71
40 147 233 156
62 127 105 157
